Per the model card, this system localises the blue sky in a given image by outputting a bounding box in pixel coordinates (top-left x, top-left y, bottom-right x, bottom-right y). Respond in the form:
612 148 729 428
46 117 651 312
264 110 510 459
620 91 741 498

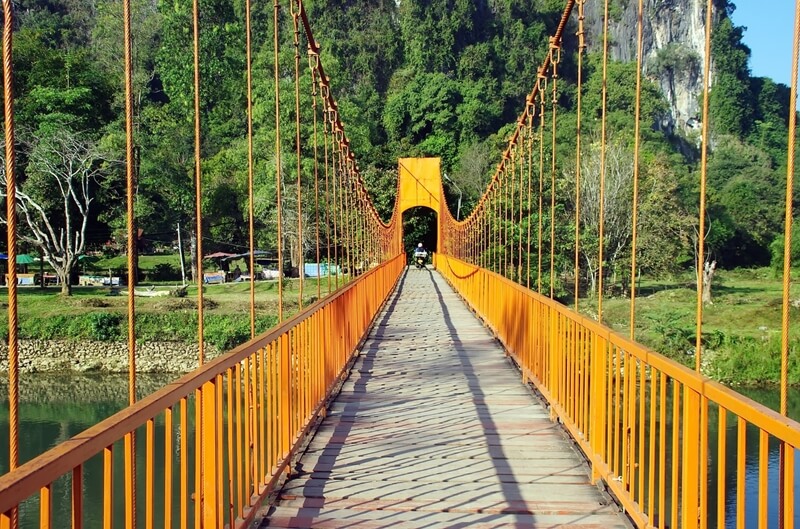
730 0 796 86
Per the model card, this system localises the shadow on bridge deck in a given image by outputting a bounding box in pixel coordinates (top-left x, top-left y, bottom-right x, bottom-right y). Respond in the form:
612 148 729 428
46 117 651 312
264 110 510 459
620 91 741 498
257 267 634 528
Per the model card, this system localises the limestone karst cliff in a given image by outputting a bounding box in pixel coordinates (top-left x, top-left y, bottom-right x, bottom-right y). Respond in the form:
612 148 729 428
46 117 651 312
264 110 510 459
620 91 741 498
583 0 721 132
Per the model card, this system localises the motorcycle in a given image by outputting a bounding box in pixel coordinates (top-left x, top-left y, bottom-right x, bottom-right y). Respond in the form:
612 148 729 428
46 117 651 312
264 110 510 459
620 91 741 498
413 251 427 269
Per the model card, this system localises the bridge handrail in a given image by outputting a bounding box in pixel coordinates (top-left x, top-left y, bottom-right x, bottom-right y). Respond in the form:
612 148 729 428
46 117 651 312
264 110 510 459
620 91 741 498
436 253 799 528
439 253 800 445
0 253 405 524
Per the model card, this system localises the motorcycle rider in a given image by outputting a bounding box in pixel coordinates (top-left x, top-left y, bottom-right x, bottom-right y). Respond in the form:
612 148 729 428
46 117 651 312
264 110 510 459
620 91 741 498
413 243 428 268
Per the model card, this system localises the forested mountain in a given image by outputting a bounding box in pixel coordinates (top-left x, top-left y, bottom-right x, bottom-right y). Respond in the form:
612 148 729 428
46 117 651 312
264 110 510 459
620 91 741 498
0 0 796 286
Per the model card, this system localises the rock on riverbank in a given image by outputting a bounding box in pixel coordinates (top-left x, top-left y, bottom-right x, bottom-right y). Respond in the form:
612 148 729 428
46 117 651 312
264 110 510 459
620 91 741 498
0 340 222 374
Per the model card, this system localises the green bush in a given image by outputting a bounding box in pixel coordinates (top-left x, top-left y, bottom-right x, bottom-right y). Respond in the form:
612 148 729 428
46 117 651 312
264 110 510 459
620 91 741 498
147 263 180 282
2 310 279 351
769 223 800 272
708 334 800 386
87 312 123 341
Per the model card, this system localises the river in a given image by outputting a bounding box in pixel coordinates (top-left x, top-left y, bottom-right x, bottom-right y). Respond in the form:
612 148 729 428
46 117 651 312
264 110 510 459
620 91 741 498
0 374 798 528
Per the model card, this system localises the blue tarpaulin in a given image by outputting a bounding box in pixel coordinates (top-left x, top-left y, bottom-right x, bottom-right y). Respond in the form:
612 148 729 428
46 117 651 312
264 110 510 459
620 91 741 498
304 263 339 277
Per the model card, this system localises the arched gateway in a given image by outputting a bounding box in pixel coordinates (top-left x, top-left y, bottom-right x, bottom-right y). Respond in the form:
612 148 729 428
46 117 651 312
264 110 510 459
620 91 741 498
397 157 444 246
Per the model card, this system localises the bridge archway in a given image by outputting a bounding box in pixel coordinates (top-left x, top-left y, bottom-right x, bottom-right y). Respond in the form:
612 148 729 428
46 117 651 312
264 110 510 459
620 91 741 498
402 206 438 254
397 158 444 253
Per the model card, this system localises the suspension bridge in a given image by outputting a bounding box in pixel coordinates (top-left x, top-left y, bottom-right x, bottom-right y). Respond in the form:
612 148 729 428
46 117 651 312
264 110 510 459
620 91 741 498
0 0 799 528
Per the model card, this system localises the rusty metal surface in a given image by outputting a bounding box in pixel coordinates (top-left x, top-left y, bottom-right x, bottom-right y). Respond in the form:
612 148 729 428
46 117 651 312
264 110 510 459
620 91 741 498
258 268 632 528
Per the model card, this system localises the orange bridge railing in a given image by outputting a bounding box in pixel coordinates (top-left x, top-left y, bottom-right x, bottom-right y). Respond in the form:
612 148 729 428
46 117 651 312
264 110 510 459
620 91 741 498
0 254 404 529
436 253 799 529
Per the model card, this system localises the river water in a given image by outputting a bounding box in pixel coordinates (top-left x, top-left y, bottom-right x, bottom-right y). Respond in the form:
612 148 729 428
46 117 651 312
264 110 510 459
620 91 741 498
0 374 799 528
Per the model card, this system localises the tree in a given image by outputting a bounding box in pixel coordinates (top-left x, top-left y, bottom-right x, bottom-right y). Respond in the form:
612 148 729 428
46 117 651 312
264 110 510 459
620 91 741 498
636 154 695 276
568 136 634 294
0 129 110 295
706 136 781 266
709 17 755 137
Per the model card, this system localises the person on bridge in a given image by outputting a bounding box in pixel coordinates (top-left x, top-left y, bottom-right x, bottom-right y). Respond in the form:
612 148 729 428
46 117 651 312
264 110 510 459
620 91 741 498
413 243 428 269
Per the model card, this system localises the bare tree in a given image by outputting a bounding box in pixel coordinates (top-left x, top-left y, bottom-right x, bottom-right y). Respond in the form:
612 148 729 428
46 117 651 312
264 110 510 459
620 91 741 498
452 141 495 214
273 182 320 272
0 129 109 295
690 219 716 305
567 137 634 293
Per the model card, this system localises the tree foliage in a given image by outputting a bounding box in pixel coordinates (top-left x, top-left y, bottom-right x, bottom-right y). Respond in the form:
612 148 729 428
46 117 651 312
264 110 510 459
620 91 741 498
1 0 794 286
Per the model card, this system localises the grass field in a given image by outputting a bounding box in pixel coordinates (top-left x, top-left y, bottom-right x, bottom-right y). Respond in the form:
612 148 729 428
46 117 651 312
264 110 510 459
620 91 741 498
573 267 800 385
2 256 798 384
580 268 798 339
0 259 341 349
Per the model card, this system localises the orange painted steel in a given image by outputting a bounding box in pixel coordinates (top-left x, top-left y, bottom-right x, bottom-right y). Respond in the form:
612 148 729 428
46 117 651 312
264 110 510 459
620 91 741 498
2 0 20 526
435 253 800 529
0 254 404 529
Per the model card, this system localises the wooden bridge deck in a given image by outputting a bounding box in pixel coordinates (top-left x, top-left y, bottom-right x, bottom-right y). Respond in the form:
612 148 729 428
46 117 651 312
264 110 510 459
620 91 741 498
258 268 632 528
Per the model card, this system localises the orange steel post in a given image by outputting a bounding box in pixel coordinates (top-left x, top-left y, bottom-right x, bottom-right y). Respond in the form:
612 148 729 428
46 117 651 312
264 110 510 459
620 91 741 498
146 419 154 529
243 357 252 508
670 384 680 529
681 388 700 529
215 377 224 529
737 418 746 529
40 485 52 529
658 373 667 529
194 389 202 527
785 447 796 529
621 352 631 494
717 408 727 528
259 345 268 483
699 397 709 528
124 432 135 529
233 368 242 517
263 345 271 485
164 407 173 529
759 430 769 528
637 362 646 506
647 370 657 525
280 333 291 461
72 466 82 529
180 398 188 529
225 366 234 527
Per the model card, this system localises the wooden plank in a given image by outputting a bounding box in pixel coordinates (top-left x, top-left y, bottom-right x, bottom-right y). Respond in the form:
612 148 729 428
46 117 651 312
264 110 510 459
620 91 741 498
256 268 632 528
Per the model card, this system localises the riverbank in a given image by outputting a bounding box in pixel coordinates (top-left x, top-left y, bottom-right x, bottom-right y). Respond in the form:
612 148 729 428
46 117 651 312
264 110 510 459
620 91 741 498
0 339 222 374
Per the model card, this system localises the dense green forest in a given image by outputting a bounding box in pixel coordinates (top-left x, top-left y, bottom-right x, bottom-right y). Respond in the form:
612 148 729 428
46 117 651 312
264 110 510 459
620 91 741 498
0 0 796 290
